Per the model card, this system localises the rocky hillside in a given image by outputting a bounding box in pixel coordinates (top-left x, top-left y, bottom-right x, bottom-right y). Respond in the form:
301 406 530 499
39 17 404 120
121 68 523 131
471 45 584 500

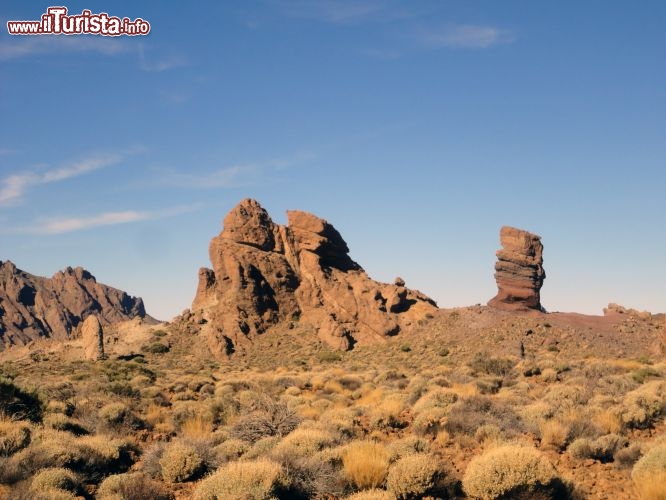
187 198 437 355
0 260 146 350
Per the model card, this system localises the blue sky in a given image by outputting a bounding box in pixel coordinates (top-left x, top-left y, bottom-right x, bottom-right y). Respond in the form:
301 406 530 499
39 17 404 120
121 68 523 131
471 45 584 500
1 1 664 320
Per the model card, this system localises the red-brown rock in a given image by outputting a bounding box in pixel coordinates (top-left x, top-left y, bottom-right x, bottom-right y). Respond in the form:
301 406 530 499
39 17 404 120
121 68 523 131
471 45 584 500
191 199 437 354
488 226 545 312
0 260 146 350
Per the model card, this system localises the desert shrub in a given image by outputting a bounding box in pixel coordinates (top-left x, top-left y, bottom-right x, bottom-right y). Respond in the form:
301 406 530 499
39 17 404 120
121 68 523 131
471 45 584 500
159 441 204 483
192 458 284 500
344 489 396 500
277 452 346 498
272 427 335 458
99 403 128 425
412 388 458 415
444 395 522 437
386 454 441 499
469 353 515 377
412 407 447 436
1 431 134 484
387 436 430 460
539 419 570 450
368 395 407 430
0 420 31 456
462 445 567 500
342 440 390 490
97 472 174 500
213 438 248 462
230 397 300 443
620 381 666 429
30 467 79 495
632 444 666 499
614 443 642 469
568 434 628 463
632 367 661 384
0 377 43 422
142 342 170 354
44 414 88 435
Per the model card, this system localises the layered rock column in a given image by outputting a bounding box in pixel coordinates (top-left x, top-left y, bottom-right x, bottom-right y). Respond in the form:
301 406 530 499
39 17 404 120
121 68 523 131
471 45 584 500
488 226 545 312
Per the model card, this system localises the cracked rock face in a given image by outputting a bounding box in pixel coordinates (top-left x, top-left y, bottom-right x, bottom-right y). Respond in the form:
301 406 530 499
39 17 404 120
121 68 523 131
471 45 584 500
0 260 146 350
191 199 437 355
487 226 545 312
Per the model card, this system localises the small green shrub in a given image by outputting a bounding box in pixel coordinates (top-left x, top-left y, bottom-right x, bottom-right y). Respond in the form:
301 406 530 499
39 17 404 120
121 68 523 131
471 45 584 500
386 454 441 499
159 441 204 483
97 472 174 500
192 458 284 500
462 445 567 499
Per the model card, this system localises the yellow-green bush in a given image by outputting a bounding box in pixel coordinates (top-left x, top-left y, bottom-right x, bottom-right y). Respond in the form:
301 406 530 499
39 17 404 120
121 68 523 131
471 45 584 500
97 472 174 500
30 467 79 495
0 419 31 456
193 458 284 500
386 454 440 499
462 445 565 499
344 489 396 500
632 444 666 500
159 441 204 483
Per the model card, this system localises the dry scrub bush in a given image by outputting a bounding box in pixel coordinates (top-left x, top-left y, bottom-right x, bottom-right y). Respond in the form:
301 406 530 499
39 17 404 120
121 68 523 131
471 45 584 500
342 440 390 490
272 427 335 458
159 441 204 483
0 419 31 456
193 458 284 500
180 414 214 439
30 467 79 495
632 444 666 500
444 395 522 438
213 438 248 462
386 454 440 499
230 397 300 443
412 388 458 415
344 489 396 500
620 381 666 429
568 434 627 462
462 445 566 500
539 420 570 450
387 436 430 460
368 395 407 430
97 472 174 500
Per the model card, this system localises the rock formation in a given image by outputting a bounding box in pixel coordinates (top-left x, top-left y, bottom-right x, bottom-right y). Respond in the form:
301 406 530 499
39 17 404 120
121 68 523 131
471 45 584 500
0 260 146 350
191 199 437 354
487 226 545 312
81 314 105 360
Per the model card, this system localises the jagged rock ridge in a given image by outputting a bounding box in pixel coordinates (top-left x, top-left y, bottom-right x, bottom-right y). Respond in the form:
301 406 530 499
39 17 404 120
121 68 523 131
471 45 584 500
488 226 545 312
191 199 437 354
0 260 146 350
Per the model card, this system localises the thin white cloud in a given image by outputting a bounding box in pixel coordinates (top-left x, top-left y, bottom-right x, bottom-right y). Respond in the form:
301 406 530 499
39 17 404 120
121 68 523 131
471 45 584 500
273 0 414 24
0 36 186 72
23 205 201 235
0 154 121 206
137 44 186 72
158 165 258 189
420 24 515 49
0 35 130 61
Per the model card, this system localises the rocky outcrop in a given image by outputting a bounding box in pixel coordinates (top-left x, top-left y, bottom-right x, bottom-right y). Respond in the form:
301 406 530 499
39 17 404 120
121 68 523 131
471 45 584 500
0 260 146 350
191 199 437 354
81 315 105 360
488 226 545 312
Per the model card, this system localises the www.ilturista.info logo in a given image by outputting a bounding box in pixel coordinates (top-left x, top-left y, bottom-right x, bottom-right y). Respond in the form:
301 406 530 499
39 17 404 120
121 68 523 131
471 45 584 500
7 7 150 36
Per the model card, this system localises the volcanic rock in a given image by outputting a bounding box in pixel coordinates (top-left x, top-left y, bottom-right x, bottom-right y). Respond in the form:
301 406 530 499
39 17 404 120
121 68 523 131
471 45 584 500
81 315 105 360
191 199 437 355
488 226 545 312
0 260 146 350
